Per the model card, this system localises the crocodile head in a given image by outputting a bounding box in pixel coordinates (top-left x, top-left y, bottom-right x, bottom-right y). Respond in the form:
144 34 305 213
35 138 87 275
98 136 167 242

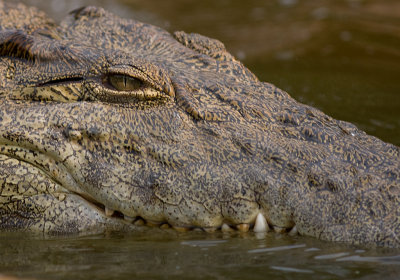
0 2 399 247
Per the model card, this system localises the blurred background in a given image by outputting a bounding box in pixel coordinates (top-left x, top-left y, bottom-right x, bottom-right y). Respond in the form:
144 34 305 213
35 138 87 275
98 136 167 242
17 0 400 145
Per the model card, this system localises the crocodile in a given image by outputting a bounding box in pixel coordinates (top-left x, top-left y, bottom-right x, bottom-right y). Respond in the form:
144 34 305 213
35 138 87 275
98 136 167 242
0 1 399 247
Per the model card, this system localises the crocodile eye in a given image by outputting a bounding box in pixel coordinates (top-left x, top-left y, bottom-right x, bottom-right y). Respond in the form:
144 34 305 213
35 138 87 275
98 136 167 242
108 74 143 91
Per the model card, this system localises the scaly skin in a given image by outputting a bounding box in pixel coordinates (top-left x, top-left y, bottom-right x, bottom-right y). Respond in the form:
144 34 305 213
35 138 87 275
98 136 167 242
0 2 399 247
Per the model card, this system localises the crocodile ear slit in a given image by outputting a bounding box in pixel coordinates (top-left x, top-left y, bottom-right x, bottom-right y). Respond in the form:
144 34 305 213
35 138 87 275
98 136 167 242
173 31 258 82
173 31 229 61
69 6 107 20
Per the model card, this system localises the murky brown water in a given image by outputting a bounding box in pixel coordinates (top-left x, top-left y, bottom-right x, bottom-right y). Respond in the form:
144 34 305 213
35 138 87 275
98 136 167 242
1 231 400 280
2 0 400 279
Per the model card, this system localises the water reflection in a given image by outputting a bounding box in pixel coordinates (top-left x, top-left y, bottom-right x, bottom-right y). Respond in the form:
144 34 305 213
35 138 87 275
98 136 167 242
336 254 400 264
270 266 314 274
181 239 227 247
1 231 400 279
248 244 306 253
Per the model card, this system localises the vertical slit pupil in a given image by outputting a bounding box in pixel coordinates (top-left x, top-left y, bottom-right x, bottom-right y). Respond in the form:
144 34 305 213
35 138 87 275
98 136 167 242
108 74 143 91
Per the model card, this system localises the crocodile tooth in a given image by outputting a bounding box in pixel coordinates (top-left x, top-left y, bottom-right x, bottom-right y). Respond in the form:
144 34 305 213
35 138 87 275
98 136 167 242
253 213 268 233
173 226 190 232
147 220 162 227
273 226 286 233
123 215 135 223
221 223 233 232
55 193 66 202
202 227 217 233
105 207 114 217
289 225 298 236
160 224 170 229
237 223 250 232
134 219 145 226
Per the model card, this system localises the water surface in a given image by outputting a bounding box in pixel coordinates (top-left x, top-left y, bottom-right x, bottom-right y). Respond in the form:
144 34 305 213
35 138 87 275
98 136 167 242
1 230 400 279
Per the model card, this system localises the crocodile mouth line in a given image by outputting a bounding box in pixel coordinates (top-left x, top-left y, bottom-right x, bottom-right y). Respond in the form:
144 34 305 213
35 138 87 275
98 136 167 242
90 197 299 235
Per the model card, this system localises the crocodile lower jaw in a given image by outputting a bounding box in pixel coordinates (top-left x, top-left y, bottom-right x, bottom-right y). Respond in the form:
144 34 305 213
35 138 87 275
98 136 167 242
0 144 298 236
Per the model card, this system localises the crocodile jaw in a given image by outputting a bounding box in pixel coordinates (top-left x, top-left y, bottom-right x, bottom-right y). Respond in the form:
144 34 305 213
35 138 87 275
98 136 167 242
0 150 276 234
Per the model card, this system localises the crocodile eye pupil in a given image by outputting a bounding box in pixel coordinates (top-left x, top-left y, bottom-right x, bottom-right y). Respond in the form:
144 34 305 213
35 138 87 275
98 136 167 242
108 74 143 91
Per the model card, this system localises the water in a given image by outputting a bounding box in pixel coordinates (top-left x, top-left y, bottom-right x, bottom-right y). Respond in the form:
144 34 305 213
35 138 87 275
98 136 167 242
1 231 400 279
3 0 400 279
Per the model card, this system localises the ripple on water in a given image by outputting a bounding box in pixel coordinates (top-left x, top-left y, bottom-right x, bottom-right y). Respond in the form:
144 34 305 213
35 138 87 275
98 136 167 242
248 243 306 253
180 239 227 247
314 252 350 260
336 255 400 265
270 266 314 274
